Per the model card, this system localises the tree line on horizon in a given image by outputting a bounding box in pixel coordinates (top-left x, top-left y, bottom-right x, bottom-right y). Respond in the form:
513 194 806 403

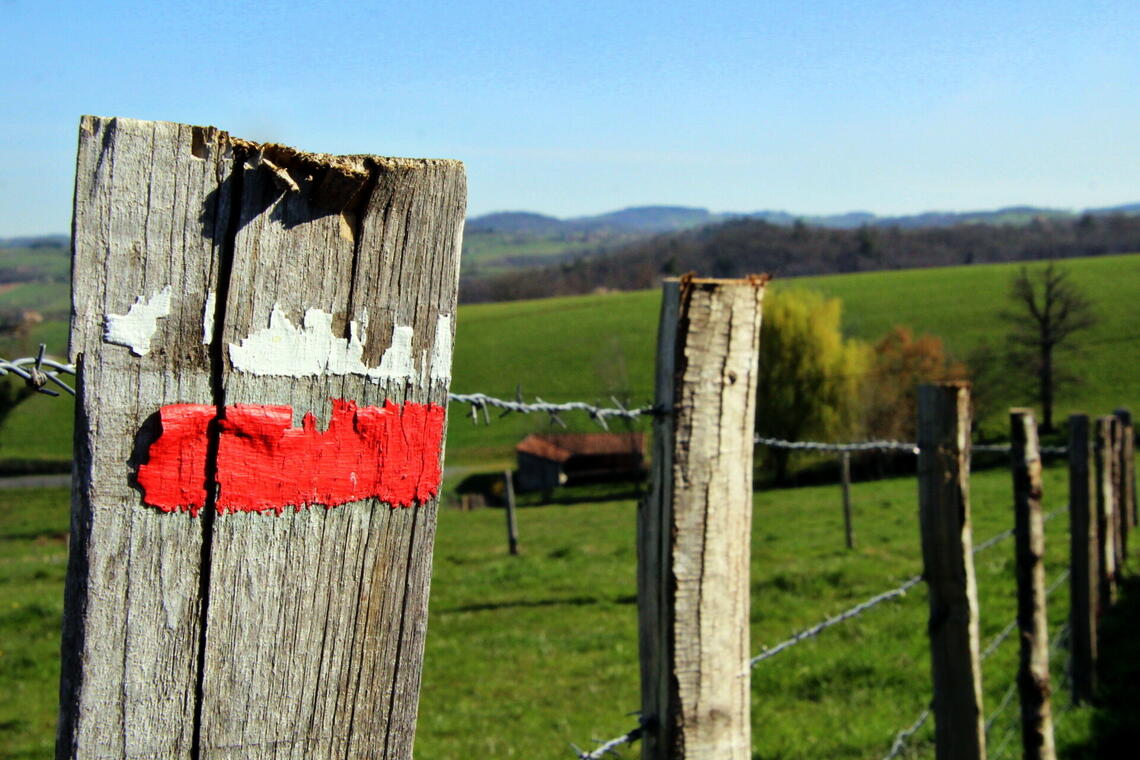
459 212 1140 303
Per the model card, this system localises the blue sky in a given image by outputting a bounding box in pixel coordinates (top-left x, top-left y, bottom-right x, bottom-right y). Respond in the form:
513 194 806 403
2 0 1138 235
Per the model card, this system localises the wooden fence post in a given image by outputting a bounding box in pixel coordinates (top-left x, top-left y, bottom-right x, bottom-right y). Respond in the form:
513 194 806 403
1095 416 1118 607
638 275 767 760
916 382 986 760
841 451 855 550
1116 409 1136 534
1067 414 1098 705
504 470 519 555
1109 417 1126 567
60 116 465 759
1010 409 1056 760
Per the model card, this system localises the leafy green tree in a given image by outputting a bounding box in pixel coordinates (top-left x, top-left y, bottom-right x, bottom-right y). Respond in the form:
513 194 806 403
755 289 868 481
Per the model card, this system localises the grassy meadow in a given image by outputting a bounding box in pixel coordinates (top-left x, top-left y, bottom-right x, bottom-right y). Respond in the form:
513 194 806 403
6 461 1128 758
0 251 1138 757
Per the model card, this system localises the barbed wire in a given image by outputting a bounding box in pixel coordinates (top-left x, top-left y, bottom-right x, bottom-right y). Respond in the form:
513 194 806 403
881 706 931 760
749 574 923 667
755 437 1069 456
0 351 1082 457
448 391 658 430
571 723 642 759
0 346 76 397
987 620 1072 759
754 436 919 454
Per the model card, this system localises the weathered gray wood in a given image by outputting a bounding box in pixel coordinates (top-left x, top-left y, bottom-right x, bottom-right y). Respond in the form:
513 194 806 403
1116 408 1136 533
916 382 986 760
1067 415 1098 705
1095 416 1117 607
62 116 465 760
638 276 766 760
1010 409 1056 760
841 451 855 550
199 143 464 759
504 469 519 556
62 116 232 759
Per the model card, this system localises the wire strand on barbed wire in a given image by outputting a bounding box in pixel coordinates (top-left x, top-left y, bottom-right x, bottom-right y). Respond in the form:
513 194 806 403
754 437 1068 456
881 706 931 760
981 618 1019 662
448 391 658 430
754 436 919 454
0 347 76 396
571 724 641 759
750 574 923 667
973 506 1065 556
980 567 1070 665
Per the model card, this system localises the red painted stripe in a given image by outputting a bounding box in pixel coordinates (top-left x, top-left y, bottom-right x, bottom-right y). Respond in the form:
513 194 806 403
136 400 445 516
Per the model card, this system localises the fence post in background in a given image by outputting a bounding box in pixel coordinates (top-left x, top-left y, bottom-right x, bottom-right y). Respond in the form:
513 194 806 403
638 275 767 760
1095 416 1118 607
1116 408 1136 534
1110 417 1126 568
504 469 519 556
841 451 855 550
1010 410 1056 760
61 116 465 759
916 382 986 760
1068 415 1098 705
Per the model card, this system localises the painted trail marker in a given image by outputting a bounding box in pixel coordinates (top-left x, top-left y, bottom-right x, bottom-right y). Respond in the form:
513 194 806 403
60 116 465 759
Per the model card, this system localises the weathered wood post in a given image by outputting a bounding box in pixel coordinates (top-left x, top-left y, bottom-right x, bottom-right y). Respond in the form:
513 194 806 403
1116 408 1136 533
1010 409 1056 760
504 469 519 556
841 451 855 550
60 116 465 759
638 275 767 760
916 382 986 760
1109 417 1126 568
1067 414 1098 704
1095 416 1118 607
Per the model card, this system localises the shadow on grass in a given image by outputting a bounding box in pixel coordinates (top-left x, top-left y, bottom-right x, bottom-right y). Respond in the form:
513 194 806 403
1062 574 1140 759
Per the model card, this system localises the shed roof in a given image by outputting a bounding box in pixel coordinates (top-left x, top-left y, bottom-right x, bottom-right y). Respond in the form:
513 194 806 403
516 433 645 463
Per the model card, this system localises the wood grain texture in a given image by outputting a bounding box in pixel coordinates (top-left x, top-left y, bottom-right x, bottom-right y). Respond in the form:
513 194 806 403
1010 410 1056 760
61 116 465 760
1067 415 1098 705
63 116 232 759
916 383 985 760
639 277 766 760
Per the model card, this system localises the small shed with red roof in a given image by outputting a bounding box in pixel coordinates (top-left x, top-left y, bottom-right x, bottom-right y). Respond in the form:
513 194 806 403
515 432 645 493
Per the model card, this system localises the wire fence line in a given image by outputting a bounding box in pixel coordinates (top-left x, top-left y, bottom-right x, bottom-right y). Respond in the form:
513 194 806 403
749 574 923 667
753 436 920 454
0 351 1076 459
571 723 642 760
881 706 931 760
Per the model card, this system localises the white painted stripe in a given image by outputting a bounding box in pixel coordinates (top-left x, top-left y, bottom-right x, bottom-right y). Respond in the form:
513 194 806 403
429 314 452 382
104 285 173 356
228 305 418 382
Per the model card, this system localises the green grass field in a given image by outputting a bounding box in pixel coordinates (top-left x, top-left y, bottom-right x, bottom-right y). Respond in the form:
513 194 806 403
6 459 1132 758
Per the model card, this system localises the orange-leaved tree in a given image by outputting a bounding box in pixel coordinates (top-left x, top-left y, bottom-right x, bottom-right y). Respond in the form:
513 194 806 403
863 326 968 442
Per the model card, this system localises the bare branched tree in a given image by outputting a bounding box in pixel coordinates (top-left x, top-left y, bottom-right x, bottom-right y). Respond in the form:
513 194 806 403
999 262 1097 432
